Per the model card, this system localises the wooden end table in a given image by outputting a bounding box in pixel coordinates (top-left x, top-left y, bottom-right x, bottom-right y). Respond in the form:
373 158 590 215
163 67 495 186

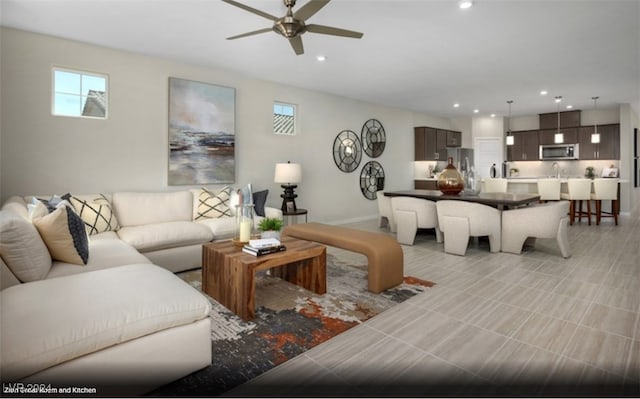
202 236 326 321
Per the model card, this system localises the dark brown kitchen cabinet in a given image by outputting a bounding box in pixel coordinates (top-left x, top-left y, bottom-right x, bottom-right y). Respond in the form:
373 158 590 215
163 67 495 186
414 180 438 190
539 110 581 130
507 130 539 161
538 128 578 145
414 127 447 160
446 130 461 147
578 124 620 160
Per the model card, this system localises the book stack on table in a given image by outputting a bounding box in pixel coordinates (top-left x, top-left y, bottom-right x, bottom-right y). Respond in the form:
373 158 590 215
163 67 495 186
242 238 286 256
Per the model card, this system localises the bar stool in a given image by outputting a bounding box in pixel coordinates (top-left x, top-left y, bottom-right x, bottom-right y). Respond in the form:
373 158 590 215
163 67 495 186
560 179 591 225
483 178 508 193
591 178 619 225
537 178 561 202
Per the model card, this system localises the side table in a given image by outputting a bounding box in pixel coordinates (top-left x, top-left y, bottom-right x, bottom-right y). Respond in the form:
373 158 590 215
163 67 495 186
282 208 308 225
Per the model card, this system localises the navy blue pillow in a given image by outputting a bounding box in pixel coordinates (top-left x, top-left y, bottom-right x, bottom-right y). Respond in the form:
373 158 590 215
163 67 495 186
253 190 269 217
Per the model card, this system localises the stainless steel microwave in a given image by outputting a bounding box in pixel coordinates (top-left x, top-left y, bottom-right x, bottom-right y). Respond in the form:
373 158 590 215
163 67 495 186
539 144 579 160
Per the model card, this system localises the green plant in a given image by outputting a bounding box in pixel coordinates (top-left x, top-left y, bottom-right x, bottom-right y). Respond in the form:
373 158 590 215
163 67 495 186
432 163 441 173
585 166 595 179
258 217 283 232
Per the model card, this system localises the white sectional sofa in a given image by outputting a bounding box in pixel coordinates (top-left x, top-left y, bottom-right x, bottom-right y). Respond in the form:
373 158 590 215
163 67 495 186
0 187 281 395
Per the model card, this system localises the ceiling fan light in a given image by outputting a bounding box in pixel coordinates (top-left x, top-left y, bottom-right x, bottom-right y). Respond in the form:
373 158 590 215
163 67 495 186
554 133 564 143
591 133 600 144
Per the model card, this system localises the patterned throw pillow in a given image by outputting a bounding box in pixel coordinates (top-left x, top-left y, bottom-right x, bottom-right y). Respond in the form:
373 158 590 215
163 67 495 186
33 205 89 265
68 194 120 235
196 186 232 220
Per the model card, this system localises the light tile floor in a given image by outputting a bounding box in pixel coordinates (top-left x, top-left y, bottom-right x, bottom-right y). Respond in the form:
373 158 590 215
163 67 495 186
228 213 640 397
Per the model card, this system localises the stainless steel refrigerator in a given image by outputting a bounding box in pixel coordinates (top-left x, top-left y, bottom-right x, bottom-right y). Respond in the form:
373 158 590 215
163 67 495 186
446 147 474 174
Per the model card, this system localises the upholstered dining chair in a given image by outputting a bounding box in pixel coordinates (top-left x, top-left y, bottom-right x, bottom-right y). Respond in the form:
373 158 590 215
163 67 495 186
591 178 619 225
502 201 571 258
435 200 501 255
391 197 441 245
560 178 592 225
483 178 508 193
376 190 396 232
537 178 561 202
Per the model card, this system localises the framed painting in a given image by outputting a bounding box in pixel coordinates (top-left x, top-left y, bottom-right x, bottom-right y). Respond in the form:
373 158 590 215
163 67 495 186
168 77 235 185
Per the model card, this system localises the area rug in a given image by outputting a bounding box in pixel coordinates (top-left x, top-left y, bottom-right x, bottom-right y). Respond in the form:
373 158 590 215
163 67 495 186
149 253 434 397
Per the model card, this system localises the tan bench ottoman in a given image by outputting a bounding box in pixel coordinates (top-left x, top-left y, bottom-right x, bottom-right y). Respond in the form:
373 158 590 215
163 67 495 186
282 222 403 293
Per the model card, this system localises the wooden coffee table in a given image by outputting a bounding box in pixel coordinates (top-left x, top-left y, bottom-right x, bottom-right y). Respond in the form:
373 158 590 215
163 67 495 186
202 237 326 321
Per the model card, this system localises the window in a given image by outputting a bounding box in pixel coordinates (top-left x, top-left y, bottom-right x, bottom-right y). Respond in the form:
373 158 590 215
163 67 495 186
52 68 108 118
273 102 296 135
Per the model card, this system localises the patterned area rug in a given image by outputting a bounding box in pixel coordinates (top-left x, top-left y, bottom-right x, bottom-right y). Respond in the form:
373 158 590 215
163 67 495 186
150 253 434 397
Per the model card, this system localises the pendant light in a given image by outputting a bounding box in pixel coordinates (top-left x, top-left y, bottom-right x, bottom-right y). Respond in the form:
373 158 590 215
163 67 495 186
506 100 514 146
591 96 600 143
554 96 564 144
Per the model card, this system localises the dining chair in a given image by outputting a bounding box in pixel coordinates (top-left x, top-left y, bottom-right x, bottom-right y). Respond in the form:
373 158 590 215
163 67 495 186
391 197 441 245
537 178 561 202
591 178 619 225
436 200 501 255
560 178 592 225
376 190 396 232
483 178 508 193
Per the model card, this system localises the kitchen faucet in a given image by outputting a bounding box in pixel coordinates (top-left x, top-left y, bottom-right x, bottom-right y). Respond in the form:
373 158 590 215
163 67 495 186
551 162 560 178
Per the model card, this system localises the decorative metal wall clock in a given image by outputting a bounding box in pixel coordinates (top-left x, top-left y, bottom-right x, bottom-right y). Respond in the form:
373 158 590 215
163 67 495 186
359 161 385 200
361 119 386 158
333 130 362 173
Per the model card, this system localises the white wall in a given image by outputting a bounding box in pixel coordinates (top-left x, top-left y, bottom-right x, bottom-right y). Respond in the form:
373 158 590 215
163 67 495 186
0 28 431 223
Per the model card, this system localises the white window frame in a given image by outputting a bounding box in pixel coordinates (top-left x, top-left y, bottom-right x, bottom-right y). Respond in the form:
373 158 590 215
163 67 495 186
273 101 297 136
52 67 109 119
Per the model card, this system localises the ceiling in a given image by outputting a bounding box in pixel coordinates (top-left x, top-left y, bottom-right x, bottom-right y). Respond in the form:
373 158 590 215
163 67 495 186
1 0 639 118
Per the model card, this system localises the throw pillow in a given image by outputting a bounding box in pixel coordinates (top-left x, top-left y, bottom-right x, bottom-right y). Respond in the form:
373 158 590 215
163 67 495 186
252 189 269 217
196 186 232 220
0 210 52 282
27 197 49 220
37 193 72 212
68 194 120 235
33 205 89 265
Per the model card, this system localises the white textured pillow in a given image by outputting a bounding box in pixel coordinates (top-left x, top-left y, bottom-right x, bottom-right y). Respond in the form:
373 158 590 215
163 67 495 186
196 187 232 220
33 206 89 265
0 210 52 282
68 194 120 235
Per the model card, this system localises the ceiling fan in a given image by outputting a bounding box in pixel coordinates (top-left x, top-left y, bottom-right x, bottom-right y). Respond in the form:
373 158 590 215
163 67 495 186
222 0 363 55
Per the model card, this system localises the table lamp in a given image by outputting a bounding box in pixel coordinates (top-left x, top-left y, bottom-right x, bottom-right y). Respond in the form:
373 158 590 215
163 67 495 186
274 161 302 212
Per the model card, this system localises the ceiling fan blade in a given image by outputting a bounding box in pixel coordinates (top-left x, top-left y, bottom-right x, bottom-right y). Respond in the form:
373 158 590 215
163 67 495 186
289 36 304 55
221 0 278 21
293 0 331 22
306 24 363 38
226 27 273 40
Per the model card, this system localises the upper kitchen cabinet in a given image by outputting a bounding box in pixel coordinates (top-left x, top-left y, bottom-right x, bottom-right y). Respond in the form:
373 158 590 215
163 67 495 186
538 127 578 145
415 127 457 160
539 110 581 130
507 130 539 161
446 130 462 147
578 124 620 160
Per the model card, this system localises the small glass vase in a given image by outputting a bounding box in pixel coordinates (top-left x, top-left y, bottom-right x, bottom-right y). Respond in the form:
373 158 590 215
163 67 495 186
464 165 480 195
438 157 465 195
234 204 254 246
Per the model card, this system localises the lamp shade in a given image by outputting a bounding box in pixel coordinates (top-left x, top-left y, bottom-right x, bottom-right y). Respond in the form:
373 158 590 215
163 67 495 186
274 162 302 184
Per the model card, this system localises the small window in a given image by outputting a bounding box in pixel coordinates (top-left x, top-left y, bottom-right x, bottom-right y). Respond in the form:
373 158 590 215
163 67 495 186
273 102 296 135
52 68 108 119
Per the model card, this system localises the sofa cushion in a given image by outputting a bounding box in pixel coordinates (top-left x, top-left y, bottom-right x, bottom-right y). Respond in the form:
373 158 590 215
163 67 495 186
117 221 214 252
112 191 193 227
0 210 52 282
195 187 232 220
33 206 89 265
252 189 269 217
0 263 211 381
196 216 236 239
68 194 120 235
46 238 151 279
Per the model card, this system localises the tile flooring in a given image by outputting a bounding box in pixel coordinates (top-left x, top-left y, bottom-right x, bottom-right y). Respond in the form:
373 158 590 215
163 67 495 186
228 214 639 397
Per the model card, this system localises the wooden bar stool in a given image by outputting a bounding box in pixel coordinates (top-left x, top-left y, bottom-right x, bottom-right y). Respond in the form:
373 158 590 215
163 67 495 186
560 179 591 225
591 178 619 225
537 178 561 202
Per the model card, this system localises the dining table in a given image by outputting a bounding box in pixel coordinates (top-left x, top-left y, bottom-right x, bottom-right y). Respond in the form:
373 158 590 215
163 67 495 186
383 189 541 210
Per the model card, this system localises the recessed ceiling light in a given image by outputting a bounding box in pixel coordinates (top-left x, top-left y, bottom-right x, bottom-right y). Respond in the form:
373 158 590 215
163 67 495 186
473 109 479 113
459 1 473 9
566 105 573 109
453 103 460 108
490 114 496 118
540 90 548 96
316 55 326 62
